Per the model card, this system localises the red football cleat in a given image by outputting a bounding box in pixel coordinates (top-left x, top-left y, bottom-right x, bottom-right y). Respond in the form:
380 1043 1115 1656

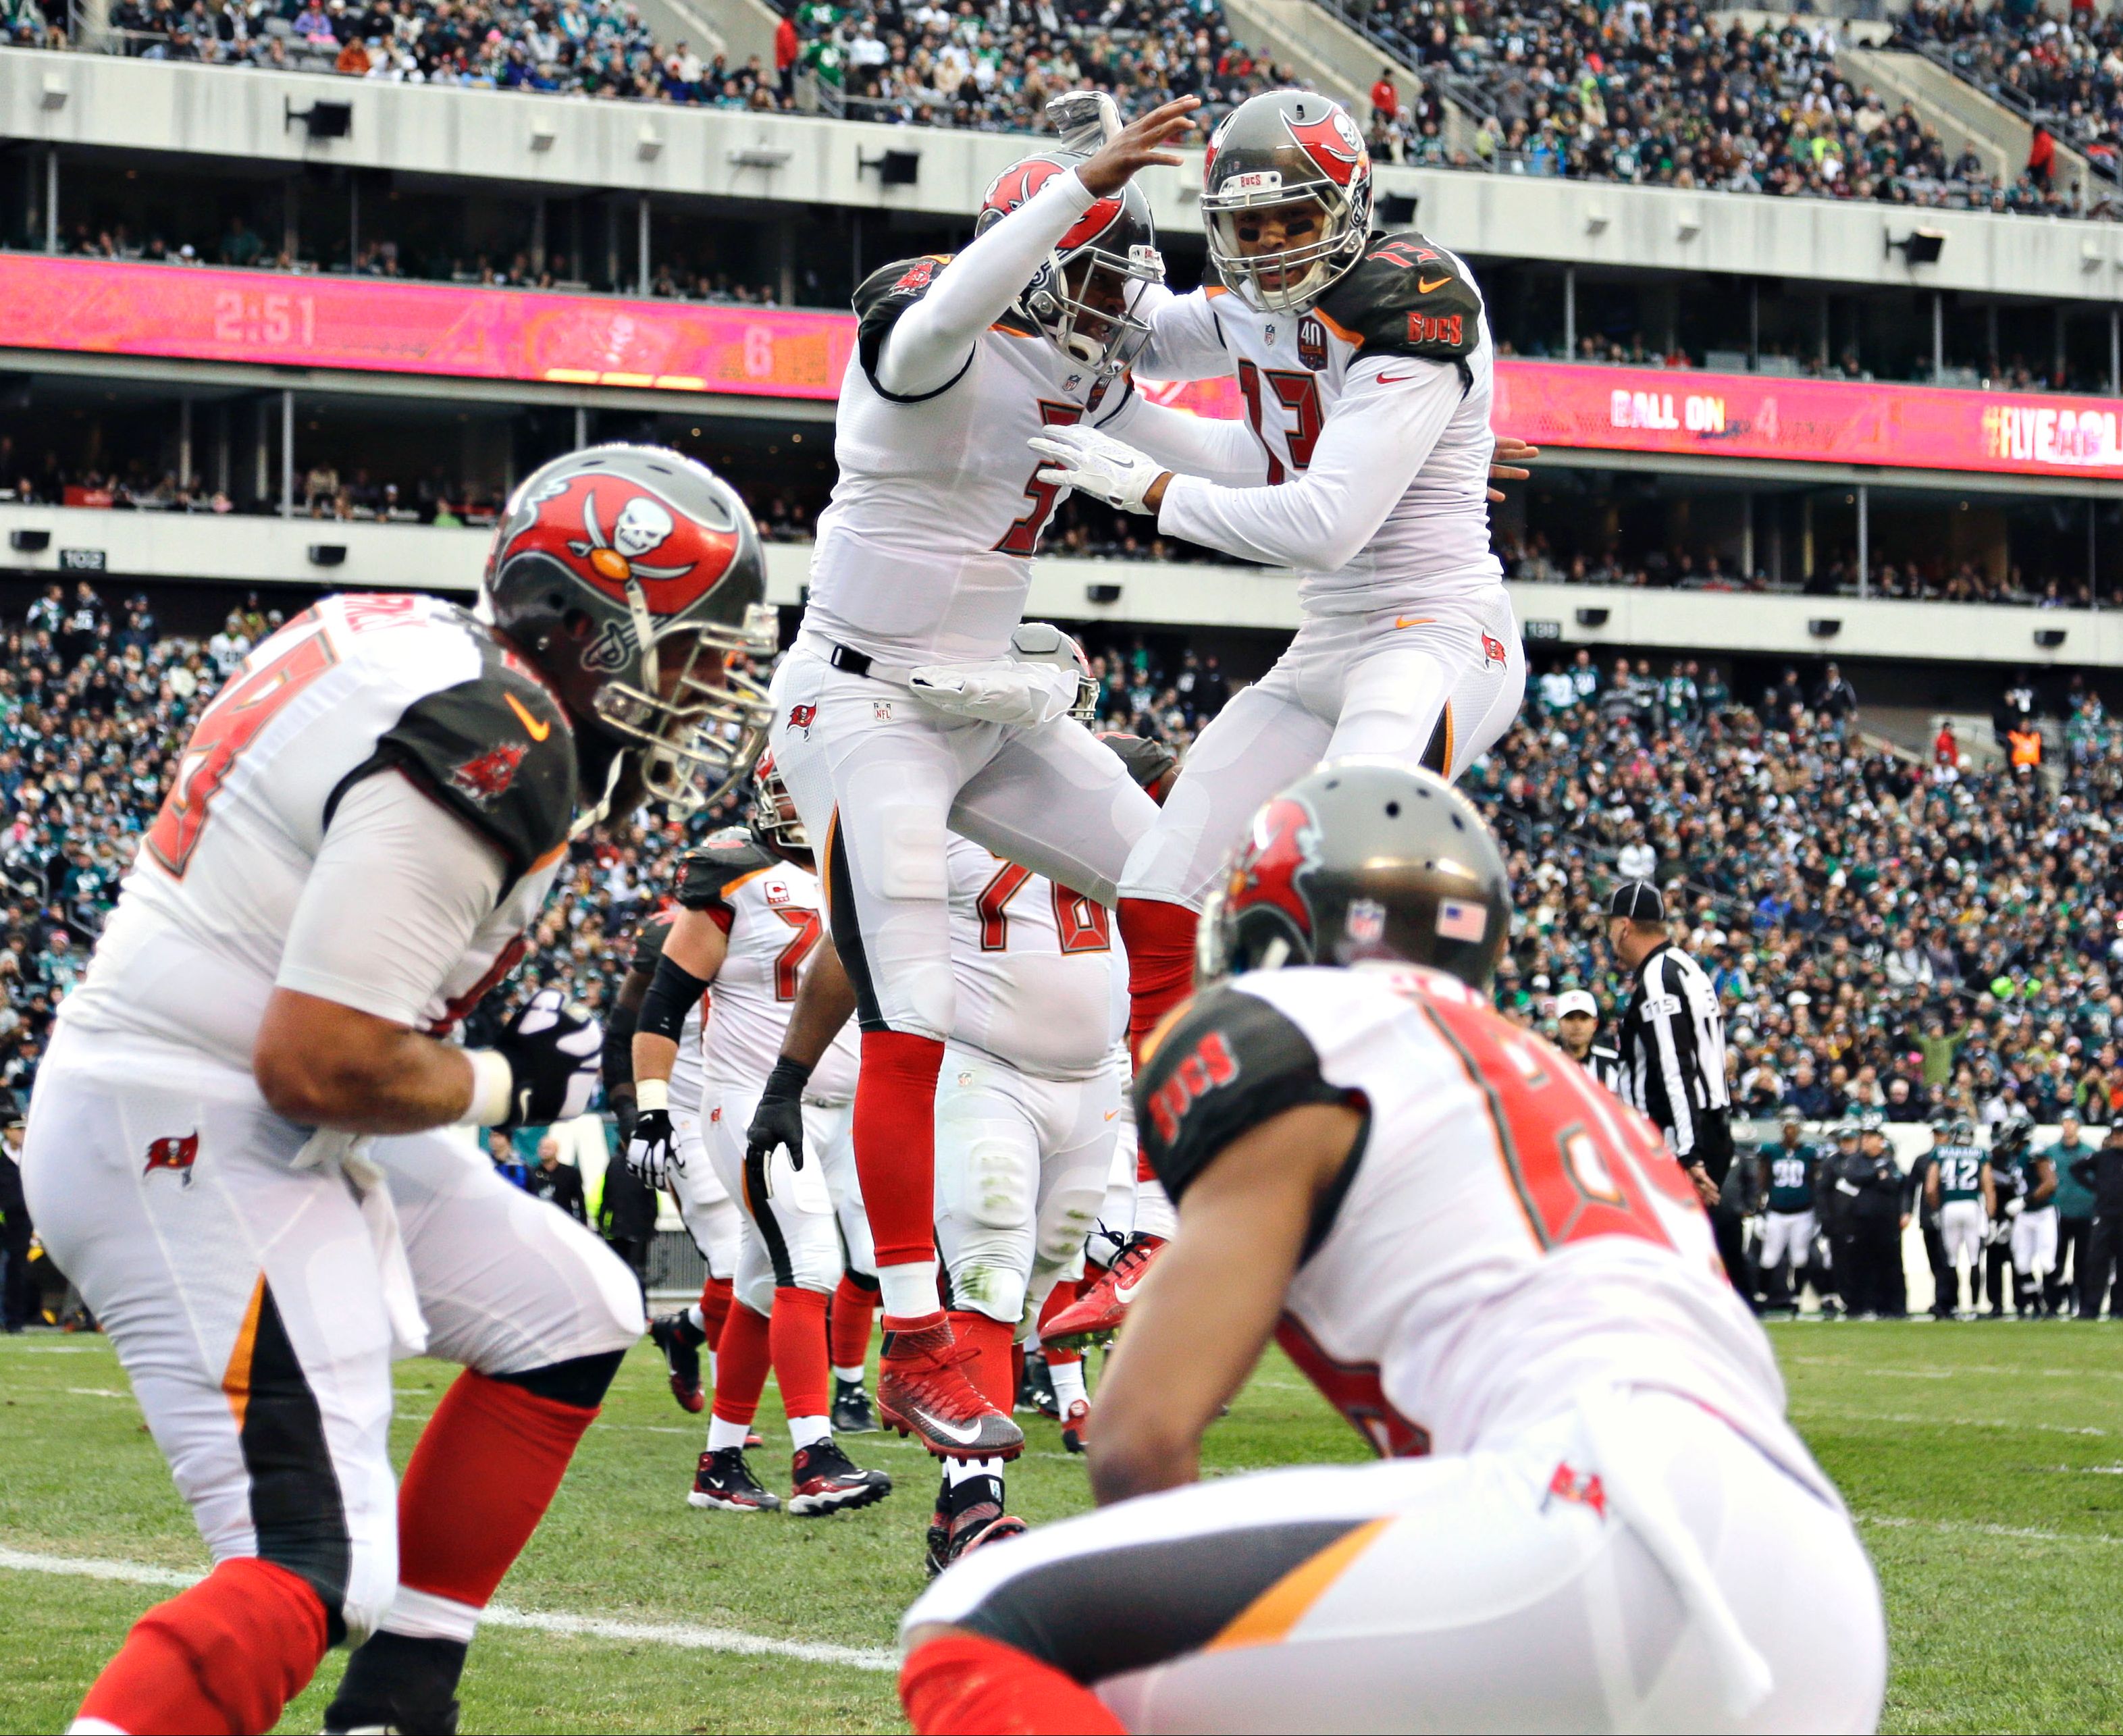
1041 1234 1166 1346
1059 1398 1090 1456
649 1312 706 1414
876 1315 1024 1461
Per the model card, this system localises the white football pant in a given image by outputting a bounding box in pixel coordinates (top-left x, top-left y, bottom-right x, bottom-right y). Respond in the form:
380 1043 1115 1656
22 1028 644 1648
670 1106 740 1282
2010 1205 2058 1281
702 1083 868 1315
1757 1209 1815 1275
768 638 1157 1039
907 1386 1885 1733
1121 588 1523 911
933 1045 1124 1327
1939 1200 1987 1275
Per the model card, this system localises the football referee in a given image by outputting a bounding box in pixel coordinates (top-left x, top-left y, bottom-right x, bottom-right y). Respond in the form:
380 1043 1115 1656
1606 880 1733 1209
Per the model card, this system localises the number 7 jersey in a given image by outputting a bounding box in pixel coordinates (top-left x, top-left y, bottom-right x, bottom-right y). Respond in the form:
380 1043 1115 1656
1135 963 1833 1502
61 593 575 1079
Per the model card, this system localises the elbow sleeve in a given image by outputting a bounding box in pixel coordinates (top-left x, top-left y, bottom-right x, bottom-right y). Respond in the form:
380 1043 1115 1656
638 954 710 1044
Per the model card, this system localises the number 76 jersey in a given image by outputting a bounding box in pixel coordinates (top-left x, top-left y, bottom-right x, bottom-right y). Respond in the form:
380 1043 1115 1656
1136 964 1832 1502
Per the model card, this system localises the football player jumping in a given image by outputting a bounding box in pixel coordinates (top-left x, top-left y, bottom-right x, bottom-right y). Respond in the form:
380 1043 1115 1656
761 93 1293 1461
22 445 775 1736
626 762 890 1517
1027 89 1528 1067
900 762 1887 1735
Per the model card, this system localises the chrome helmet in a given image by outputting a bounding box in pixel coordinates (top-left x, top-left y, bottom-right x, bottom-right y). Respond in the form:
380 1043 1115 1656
1011 621 1098 722
1202 89 1373 315
750 749 809 856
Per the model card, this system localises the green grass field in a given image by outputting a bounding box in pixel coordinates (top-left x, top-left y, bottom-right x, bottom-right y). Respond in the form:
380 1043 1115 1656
2 1320 2120 1734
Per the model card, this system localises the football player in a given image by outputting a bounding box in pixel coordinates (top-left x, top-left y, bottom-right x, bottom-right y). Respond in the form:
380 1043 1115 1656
1754 1109 1820 1315
1026 88 1525 1068
1924 1116 1993 1318
627 758 889 1517
899 761 1885 1735
762 90 1317 1458
925 725 1178 1571
1992 1119 2057 1317
22 444 775 1736
608 906 744 1415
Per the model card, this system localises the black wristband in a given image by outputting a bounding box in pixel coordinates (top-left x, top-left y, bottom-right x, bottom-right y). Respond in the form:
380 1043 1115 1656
760 1056 815 1101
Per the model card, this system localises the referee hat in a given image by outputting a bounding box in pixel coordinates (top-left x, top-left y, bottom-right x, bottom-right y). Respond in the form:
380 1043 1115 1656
1607 880 1665 922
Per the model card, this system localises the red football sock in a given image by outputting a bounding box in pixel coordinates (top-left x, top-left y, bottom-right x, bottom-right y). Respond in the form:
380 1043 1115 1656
770 1286 831 1422
901 1631 1124 1735
712 1302 772 1425
1037 1281 1083 1367
697 1275 733 1347
830 1272 878 1369
78 1556 329 1736
855 1029 947 1271
1118 897 1199 1062
1136 1148 1158 1184
947 1310 1016 1412
395 1371 599 1620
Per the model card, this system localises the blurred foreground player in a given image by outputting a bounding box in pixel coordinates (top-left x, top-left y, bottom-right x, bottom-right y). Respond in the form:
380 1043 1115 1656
24 445 775 1735
901 761 1885 1735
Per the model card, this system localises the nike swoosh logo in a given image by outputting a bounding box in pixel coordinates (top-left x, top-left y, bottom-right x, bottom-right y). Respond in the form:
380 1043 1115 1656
1112 1278 1144 1303
911 1407 987 1445
1377 373 1417 385
1394 616 1432 629
1417 275 1452 293
1104 1109 1120 1121
505 691 552 741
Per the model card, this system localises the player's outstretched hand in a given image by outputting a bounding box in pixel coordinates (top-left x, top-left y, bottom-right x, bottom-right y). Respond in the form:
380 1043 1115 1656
1487 436 1539 504
495 988 602 1130
1077 96 1200 197
627 1107 681 1190
746 1059 810 1172
1030 424 1167 514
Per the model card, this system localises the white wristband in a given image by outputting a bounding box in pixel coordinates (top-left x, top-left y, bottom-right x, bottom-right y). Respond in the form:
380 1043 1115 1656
458 1049 515 1128
635 1077 670 1114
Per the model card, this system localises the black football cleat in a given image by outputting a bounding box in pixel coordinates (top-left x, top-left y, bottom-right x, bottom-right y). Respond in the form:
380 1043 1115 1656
832 1376 879 1435
788 1438 893 1517
1016 1352 1059 1418
650 1311 706 1414
687 1446 781 1513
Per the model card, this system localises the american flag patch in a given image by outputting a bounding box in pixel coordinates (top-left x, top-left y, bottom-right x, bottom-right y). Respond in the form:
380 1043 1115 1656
1436 899 1488 943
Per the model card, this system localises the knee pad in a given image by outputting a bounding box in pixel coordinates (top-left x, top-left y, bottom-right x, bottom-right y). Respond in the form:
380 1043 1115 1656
735 1265 776 1319
945 1244 1028 1325
945 1128 1034 1232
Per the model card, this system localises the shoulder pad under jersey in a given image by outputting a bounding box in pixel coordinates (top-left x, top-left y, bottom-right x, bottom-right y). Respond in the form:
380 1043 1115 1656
1317 232 1482 368
1134 981 1351 1207
359 625 575 882
677 835 781 912
852 254 966 402
629 906 677 976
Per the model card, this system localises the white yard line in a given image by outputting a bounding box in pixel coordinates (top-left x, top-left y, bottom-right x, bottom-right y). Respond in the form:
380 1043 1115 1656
1789 1402 2112 1438
0 1546 897 1673
1857 1515 2123 1548
1787 1354 2123 1382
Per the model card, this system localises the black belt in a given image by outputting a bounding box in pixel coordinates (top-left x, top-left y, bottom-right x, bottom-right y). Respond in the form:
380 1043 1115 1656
828 643 874 678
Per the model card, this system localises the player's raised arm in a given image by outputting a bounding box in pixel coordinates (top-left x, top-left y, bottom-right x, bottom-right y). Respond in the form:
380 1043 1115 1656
870 97 1199 400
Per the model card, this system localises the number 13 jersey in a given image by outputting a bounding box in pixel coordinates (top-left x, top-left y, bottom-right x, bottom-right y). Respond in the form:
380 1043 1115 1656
1135 963 1831 1502
62 593 575 1080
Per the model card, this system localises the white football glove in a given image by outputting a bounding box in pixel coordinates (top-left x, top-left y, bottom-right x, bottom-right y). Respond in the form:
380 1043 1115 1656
494 988 603 1130
2003 1196 2024 1217
1028 423 1167 515
910 658 1076 727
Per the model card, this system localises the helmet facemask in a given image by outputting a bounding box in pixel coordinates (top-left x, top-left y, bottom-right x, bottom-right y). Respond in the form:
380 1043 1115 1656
1205 184 1367 315
750 753 810 854
587 590 778 816
1026 240 1165 377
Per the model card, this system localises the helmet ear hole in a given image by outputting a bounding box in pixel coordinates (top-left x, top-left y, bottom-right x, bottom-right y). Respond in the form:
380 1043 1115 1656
1386 800 1400 818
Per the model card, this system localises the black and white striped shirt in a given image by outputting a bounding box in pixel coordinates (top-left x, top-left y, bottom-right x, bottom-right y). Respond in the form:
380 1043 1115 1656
1616 942 1731 1165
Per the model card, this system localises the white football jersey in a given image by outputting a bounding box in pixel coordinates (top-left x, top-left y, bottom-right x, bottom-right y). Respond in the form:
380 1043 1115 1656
677 837 858 1103
1137 964 1831 1501
1140 234 1502 616
806 254 1147 667
944 835 1124 1080
63 593 574 1080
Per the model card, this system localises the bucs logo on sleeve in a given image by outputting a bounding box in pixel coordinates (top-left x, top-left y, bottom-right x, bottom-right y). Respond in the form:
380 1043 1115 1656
498 471 741 618
1224 795 1323 957
1285 109 1368 187
450 742 527 806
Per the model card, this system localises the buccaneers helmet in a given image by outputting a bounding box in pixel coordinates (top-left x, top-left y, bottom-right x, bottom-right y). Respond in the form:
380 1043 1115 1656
750 749 809 856
1198 759 1510 988
1201 89 1373 315
484 444 776 817
975 151 1163 379
1010 621 1098 722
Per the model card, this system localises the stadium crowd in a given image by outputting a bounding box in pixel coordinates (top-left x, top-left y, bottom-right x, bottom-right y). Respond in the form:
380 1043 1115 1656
1895 0 2123 184
2 581 2121 1317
